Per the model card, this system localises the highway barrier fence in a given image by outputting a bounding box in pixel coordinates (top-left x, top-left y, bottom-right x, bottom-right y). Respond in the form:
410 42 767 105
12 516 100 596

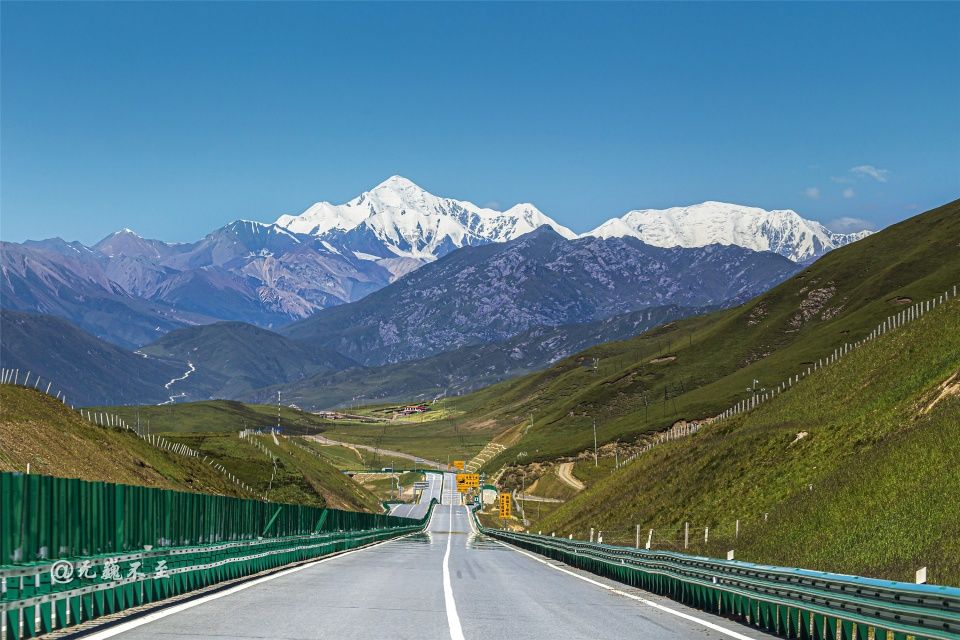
480 523 959 640
0 471 434 639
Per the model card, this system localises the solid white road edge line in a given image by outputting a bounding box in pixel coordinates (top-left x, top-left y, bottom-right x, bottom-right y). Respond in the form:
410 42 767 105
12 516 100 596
494 540 757 640
442 486 466 640
80 526 424 639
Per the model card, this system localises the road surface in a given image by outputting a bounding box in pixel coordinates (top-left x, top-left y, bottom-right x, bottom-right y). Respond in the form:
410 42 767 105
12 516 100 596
388 471 443 519
96 473 776 640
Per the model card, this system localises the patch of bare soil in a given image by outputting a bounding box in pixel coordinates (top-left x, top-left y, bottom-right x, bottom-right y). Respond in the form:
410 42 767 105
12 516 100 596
919 370 960 415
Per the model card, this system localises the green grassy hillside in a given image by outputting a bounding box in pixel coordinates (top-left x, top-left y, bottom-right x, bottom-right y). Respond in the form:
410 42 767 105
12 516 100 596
0 385 246 495
535 298 960 585
87 399 332 434
439 199 960 468
140 321 356 398
164 431 382 511
0 386 382 512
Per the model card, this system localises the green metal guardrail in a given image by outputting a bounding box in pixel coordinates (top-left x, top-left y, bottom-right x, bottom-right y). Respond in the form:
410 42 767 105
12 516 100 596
0 471 435 639
480 525 960 640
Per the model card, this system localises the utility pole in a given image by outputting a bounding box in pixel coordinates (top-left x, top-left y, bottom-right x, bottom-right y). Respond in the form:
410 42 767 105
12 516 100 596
593 418 598 467
277 391 281 432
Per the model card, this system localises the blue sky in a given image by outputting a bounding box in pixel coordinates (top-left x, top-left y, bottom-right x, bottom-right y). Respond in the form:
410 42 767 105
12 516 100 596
2 2 958 244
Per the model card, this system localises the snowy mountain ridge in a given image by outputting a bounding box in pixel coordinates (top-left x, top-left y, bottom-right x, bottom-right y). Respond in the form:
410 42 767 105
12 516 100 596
276 175 577 261
277 177 871 264
585 201 871 263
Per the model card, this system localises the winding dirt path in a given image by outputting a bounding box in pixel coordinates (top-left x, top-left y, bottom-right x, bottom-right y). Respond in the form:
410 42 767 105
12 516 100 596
307 433 445 469
556 462 586 491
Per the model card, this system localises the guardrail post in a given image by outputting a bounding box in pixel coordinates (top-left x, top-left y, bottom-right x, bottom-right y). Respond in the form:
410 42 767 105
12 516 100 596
590 528 594 543
685 522 689 549
635 525 640 549
704 527 709 543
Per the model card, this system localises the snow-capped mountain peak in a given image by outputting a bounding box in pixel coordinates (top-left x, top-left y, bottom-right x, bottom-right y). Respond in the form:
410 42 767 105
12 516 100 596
585 201 871 263
275 176 575 261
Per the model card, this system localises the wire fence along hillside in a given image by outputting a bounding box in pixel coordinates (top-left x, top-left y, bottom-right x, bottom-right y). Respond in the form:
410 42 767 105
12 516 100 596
712 285 958 424
0 373 263 499
616 284 958 470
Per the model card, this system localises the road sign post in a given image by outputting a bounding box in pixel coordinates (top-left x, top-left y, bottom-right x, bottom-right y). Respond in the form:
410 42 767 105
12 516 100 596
499 492 512 519
456 473 480 492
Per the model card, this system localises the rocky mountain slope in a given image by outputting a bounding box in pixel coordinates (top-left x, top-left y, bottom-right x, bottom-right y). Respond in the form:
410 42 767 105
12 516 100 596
281 227 800 366
247 304 707 408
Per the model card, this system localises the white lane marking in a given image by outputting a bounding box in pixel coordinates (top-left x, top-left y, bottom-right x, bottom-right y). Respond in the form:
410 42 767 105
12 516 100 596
442 506 466 640
495 541 757 640
80 532 419 639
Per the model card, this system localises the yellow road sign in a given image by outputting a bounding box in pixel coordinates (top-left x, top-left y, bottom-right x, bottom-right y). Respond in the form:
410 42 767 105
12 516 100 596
499 492 512 519
456 473 480 492
453 460 465 470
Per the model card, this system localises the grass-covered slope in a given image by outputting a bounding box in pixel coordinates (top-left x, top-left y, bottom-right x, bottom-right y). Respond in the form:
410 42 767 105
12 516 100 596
86 399 333 434
448 199 959 467
164 431 382 511
536 298 960 585
0 385 246 494
0 386 382 512
140 321 356 398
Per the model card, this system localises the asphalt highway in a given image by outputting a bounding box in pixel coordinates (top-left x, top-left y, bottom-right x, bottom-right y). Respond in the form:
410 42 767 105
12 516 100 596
388 471 443 519
97 473 777 640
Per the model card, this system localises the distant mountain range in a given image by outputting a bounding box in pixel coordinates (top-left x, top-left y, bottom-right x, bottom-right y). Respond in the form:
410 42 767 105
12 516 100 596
2 176 880 407
245 304 709 408
1 225 798 407
2 177 869 349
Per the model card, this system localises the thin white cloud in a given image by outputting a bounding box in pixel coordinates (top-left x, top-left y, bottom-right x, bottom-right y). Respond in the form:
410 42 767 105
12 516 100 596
804 186 821 200
850 165 890 183
826 217 875 233
483 201 502 210
830 175 853 184
842 187 855 199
